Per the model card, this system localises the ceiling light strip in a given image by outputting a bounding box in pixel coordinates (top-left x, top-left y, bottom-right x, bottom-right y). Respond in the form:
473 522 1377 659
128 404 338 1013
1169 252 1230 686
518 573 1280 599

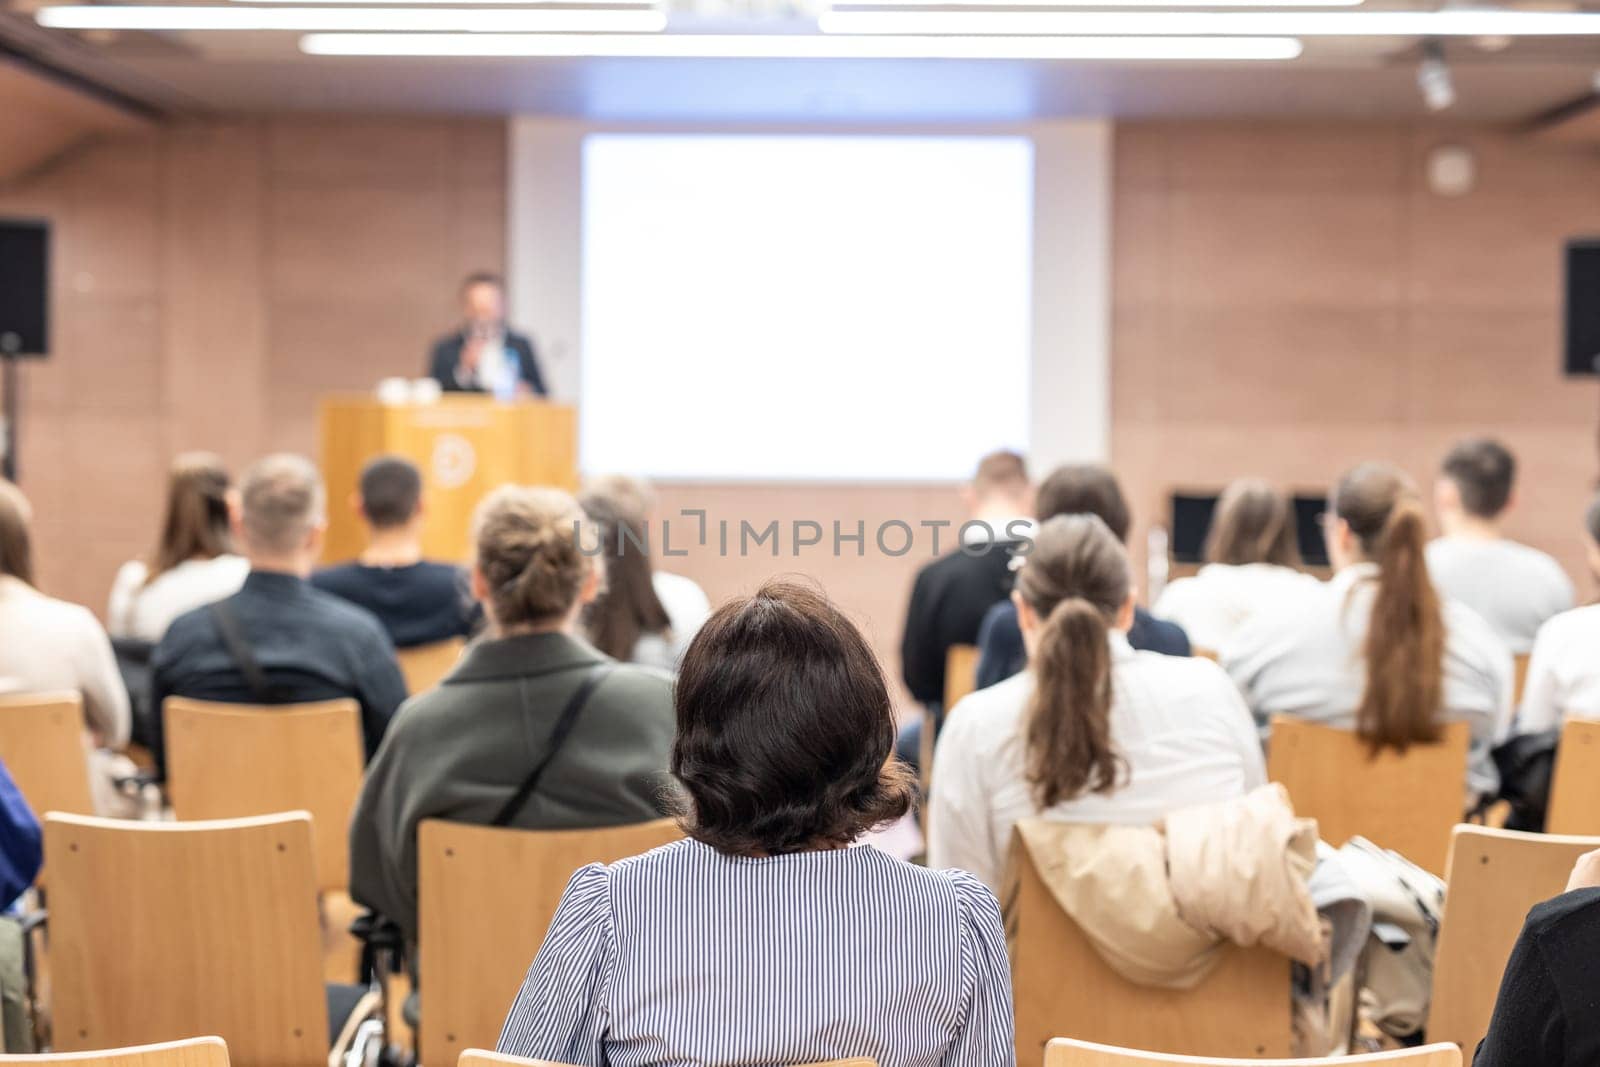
36 4 666 30
298 30 1304 57
818 8 1600 35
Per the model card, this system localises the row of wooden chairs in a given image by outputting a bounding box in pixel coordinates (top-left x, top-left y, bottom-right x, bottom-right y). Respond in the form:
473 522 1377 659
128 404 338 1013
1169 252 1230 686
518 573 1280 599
27 803 1585 1065
0 1034 1466 1066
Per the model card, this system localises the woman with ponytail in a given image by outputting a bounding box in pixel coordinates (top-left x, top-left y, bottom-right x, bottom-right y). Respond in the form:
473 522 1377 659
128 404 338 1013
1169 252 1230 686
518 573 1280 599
349 485 675 946
1223 462 1512 802
928 514 1265 893
108 452 248 641
1153 478 1321 651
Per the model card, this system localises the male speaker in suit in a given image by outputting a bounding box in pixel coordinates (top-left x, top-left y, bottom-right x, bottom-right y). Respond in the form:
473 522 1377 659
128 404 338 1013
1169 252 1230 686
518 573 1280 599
427 272 548 398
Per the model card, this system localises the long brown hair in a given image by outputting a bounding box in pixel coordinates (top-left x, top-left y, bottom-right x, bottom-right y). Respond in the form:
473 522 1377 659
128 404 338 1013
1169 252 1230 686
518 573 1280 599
0 480 34 586
1016 514 1131 808
1205 478 1300 567
1332 462 1444 753
147 453 234 583
578 489 672 661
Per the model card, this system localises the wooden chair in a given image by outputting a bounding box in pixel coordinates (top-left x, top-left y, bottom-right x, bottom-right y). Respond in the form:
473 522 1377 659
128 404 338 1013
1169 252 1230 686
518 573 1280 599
163 697 363 893
1190 648 1220 662
44 812 374 1067
396 637 465 696
1265 717 1470 875
458 1054 876 1067
0 1037 231 1066
1512 653 1531 707
1429 824 1600 1052
0 691 95 818
1547 717 1600 835
1007 832 1292 1063
1044 1037 1461 1066
943 643 980 712
417 818 681 1067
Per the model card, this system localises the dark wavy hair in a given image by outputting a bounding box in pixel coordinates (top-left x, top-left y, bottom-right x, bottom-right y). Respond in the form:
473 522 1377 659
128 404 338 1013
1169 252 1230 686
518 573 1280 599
671 580 914 856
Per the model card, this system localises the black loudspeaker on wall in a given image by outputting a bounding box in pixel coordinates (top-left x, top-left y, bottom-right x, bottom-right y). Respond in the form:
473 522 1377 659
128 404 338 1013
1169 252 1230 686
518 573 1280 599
1566 238 1600 377
0 219 50 482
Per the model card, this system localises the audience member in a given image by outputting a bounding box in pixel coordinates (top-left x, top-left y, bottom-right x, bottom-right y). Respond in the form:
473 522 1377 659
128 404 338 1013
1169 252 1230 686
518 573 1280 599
311 455 475 649
0 759 41 910
350 485 675 945
582 474 711 646
1428 437 1573 653
1516 491 1600 734
1474 848 1600 1066
150 454 404 775
929 515 1264 892
107 452 248 643
0 479 132 814
1152 478 1321 652
1224 462 1512 802
900 449 1032 708
578 483 705 670
975 464 1189 689
496 580 1014 1067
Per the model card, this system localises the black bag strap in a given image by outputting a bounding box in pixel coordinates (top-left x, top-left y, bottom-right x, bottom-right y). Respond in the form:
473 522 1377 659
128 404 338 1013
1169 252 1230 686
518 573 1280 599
208 601 290 703
492 663 614 827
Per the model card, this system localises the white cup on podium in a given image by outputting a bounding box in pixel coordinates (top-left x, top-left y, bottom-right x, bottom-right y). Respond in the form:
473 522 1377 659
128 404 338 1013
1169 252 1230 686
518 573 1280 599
410 378 443 404
376 377 411 406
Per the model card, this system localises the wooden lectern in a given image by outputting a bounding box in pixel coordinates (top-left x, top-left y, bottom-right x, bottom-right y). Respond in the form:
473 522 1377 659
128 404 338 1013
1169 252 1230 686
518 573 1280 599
320 395 577 564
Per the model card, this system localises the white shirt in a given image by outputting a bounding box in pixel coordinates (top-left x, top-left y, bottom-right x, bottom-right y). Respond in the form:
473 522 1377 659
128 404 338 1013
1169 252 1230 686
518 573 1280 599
1221 562 1513 801
107 554 251 643
1425 537 1574 654
0 575 129 748
629 571 713 671
928 632 1266 894
1518 603 1600 734
1152 563 1323 653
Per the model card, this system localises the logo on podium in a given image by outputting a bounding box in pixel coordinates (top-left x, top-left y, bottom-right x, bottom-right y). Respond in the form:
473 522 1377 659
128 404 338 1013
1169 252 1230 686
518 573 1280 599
432 433 477 490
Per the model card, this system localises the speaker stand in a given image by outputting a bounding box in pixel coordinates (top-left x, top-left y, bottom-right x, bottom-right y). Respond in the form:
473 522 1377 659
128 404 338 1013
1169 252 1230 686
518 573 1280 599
0 349 19 483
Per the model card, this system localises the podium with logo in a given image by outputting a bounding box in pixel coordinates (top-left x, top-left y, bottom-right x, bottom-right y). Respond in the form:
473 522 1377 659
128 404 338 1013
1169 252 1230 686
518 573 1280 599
319 395 578 564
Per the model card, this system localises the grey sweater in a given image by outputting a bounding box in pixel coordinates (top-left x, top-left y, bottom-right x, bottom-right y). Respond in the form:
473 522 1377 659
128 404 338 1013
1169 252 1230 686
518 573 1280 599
349 630 676 942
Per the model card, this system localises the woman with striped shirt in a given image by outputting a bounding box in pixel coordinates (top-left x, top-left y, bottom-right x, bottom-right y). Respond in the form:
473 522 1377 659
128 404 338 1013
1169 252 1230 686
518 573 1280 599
497 580 1015 1067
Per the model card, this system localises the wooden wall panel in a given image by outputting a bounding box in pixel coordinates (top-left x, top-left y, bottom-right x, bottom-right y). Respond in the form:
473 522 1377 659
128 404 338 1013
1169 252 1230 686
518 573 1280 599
1114 121 1600 600
0 117 507 610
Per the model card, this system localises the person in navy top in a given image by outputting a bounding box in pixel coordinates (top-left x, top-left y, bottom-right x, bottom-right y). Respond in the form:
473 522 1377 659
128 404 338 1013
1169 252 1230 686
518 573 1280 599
312 455 476 649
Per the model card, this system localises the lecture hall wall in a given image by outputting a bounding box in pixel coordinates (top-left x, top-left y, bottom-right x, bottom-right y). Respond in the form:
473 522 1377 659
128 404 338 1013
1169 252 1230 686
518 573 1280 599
6 117 1600 703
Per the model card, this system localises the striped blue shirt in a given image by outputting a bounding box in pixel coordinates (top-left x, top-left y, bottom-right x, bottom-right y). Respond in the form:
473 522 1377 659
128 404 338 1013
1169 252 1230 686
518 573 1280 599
496 838 1015 1067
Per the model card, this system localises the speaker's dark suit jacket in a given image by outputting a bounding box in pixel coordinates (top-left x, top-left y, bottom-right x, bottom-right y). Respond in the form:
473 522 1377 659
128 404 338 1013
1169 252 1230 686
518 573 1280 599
428 330 548 396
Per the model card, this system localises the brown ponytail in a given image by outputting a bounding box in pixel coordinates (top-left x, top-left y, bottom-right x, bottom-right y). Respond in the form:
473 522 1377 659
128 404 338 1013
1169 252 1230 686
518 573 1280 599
1016 514 1130 808
0 480 34 587
148 452 234 583
1333 463 1445 754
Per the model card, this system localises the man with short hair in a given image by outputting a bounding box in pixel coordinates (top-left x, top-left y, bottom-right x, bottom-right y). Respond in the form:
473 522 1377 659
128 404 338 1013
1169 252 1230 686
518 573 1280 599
894 450 1034 770
427 272 547 398
1429 436 1574 653
150 454 406 775
312 455 476 649
973 464 1190 690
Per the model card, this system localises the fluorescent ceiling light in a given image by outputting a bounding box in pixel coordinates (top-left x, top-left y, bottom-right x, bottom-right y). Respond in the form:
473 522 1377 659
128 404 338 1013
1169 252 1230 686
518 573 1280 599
300 30 1303 56
241 0 652 4
832 0 1362 7
819 8 1600 35
36 4 665 30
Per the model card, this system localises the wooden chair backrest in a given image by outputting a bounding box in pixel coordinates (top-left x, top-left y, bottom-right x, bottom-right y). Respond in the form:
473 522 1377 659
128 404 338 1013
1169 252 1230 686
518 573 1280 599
44 812 328 1067
1512 653 1531 707
0 1037 231 1067
1547 717 1600 835
1429 824 1600 1052
418 818 682 1067
943 643 979 712
1265 716 1470 875
1043 1037 1461 1066
163 697 363 891
458 1054 876 1067
1190 648 1220 662
1007 833 1292 1063
0 691 94 817
396 637 465 696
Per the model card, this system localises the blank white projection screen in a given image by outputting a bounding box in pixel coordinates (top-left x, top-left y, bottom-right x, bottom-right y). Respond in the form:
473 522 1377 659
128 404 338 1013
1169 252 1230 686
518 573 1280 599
579 134 1034 481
